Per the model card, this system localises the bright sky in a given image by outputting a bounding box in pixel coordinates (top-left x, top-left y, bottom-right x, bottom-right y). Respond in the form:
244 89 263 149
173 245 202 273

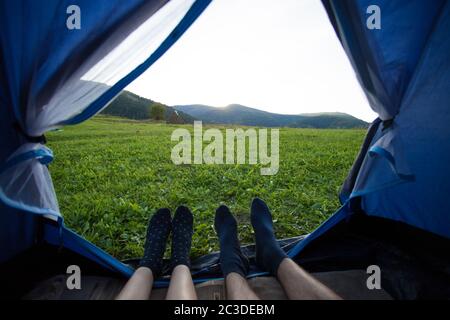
126 0 378 122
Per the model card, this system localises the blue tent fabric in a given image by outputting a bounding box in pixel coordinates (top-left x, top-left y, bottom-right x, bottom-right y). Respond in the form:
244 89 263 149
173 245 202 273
0 51 37 262
322 0 446 120
43 220 134 277
312 0 450 246
0 0 167 133
360 1 450 239
0 203 40 264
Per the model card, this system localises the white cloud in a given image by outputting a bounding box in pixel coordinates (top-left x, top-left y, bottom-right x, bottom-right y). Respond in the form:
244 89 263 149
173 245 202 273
126 0 378 122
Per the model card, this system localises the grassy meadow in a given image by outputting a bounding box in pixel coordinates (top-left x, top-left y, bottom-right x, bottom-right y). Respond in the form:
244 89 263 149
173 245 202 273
46 116 365 260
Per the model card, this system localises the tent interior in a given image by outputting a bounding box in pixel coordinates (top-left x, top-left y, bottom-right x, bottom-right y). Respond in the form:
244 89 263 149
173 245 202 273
1 0 450 300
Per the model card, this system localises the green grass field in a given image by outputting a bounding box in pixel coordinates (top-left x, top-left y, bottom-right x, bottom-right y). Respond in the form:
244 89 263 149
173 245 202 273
46 116 365 260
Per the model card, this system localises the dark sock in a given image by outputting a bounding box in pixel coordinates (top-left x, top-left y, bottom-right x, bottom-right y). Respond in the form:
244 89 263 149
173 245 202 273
214 205 249 277
139 208 171 277
251 198 287 275
170 206 193 270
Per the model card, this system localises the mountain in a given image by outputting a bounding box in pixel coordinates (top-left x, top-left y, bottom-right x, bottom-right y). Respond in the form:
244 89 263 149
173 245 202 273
101 91 195 123
174 104 368 128
101 91 368 128
293 112 369 129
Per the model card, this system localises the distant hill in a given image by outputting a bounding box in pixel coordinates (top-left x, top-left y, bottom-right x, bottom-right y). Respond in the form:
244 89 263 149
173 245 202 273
174 104 368 128
292 112 368 129
102 91 368 128
101 91 195 123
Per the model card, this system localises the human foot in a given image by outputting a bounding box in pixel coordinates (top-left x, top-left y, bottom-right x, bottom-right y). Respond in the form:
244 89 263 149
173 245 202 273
250 198 287 275
170 206 194 270
139 208 172 277
214 205 249 277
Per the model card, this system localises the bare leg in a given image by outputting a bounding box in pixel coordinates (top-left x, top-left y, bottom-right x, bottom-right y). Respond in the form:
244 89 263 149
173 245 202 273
277 258 341 300
225 272 260 300
116 267 154 300
166 265 197 300
117 208 171 300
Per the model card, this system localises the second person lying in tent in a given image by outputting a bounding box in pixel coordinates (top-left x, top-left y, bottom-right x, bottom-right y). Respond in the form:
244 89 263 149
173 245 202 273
116 197 341 300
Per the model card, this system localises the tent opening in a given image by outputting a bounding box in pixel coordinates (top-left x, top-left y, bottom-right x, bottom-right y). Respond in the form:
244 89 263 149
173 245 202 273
1 0 450 300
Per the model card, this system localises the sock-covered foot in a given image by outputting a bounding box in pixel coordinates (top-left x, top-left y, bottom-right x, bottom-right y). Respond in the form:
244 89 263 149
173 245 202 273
139 208 172 277
214 205 249 277
251 198 287 275
170 206 193 270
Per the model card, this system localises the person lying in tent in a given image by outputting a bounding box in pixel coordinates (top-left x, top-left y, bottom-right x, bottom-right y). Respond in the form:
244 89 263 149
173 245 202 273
116 198 341 300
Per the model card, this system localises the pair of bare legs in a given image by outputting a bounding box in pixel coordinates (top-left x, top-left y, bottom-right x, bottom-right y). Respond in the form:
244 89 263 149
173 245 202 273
117 259 340 300
116 265 197 300
117 206 197 300
226 258 341 300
